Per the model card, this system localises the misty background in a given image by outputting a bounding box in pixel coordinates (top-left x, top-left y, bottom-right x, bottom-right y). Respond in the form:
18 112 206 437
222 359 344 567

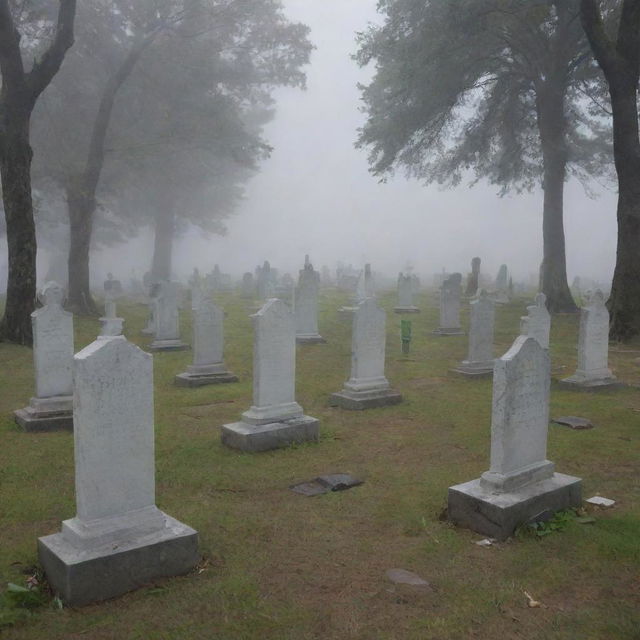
38 0 619 285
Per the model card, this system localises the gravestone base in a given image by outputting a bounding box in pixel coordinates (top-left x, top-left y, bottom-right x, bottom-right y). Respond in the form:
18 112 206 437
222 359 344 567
14 396 73 432
432 327 465 336
38 513 198 607
558 373 622 391
338 306 358 319
140 327 155 336
452 360 495 378
329 387 403 410
447 472 582 541
394 306 420 314
296 333 326 344
149 339 189 351
221 415 319 452
174 364 238 387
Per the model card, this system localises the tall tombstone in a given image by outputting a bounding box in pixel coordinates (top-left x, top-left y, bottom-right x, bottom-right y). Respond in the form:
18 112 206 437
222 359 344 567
453 290 495 376
149 281 188 351
99 279 124 337
520 293 551 349
241 272 254 298
330 298 402 409
175 299 237 387
141 281 160 336
256 260 274 299
560 290 619 389
15 282 74 431
433 273 464 336
295 255 325 344
492 264 510 304
448 336 582 540
465 257 481 296
221 299 319 451
394 273 420 314
38 336 198 606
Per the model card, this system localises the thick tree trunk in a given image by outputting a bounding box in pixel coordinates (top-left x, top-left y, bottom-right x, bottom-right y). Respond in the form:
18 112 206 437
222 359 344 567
151 207 174 282
581 0 640 340
536 81 578 314
66 183 98 314
0 119 36 344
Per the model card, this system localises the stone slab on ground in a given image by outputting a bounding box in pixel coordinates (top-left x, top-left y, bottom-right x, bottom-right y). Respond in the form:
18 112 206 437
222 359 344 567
394 307 420 314
149 339 189 352
174 371 239 387
451 362 494 377
221 415 319 452
38 514 198 606
329 388 402 410
295 334 327 344
552 416 595 430
448 473 582 541
557 376 624 391
432 328 465 336
290 473 363 496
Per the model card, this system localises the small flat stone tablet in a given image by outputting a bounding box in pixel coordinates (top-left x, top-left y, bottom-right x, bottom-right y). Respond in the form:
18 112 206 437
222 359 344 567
586 496 615 507
386 569 431 588
552 416 595 430
290 474 363 496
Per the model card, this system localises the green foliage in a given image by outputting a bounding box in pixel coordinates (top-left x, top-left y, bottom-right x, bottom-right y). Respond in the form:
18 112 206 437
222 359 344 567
355 0 611 192
517 508 578 539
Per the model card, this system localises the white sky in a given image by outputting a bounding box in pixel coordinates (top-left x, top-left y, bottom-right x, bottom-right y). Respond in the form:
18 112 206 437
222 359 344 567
92 0 618 286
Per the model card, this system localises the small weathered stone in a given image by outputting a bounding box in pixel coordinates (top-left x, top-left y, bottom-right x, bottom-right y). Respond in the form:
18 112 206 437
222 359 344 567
552 416 594 430
386 569 431 588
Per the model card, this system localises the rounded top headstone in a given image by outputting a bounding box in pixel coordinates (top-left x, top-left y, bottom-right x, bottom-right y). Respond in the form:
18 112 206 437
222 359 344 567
39 281 65 306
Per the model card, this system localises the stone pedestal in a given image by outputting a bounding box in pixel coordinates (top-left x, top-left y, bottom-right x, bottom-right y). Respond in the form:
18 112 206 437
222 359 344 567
448 473 582 541
38 336 199 605
221 299 318 452
14 396 73 432
448 336 582 540
330 298 402 410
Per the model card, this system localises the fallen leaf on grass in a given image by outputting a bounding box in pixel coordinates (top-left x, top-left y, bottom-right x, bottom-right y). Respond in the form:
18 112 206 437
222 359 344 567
524 591 544 608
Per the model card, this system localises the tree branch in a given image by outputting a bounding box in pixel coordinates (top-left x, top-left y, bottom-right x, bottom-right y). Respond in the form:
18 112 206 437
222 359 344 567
0 0 26 90
580 0 619 75
26 0 76 100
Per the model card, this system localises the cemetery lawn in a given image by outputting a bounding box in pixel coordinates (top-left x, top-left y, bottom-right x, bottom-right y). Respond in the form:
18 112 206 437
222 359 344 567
1 290 639 640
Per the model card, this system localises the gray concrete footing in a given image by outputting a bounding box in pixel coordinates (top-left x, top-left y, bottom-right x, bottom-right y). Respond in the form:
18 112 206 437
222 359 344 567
221 415 319 452
296 335 327 344
38 515 199 606
329 388 402 410
149 340 189 352
447 473 582 541
432 328 465 336
451 362 494 378
394 307 421 314
557 377 623 392
14 408 73 432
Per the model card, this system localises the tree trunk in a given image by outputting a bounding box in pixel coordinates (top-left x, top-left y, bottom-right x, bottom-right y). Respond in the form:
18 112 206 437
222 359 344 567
0 118 36 344
66 182 98 314
580 0 640 340
151 207 174 282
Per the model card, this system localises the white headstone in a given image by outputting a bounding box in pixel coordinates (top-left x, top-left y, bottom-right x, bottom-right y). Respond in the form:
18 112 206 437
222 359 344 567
33 282 73 399
192 299 224 368
345 298 389 393
480 336 554 492
396 273 415 308
38 335 198 605
242 299 303 425
295 257 324 343
150 282 187 349
520 293 550 349
435 273 463 334
455 290 494 374
562 290 616 386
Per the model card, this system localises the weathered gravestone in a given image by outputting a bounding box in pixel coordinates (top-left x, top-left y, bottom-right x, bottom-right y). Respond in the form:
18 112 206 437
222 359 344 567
99 278 124 337
394 273 420 314
221 299 319 451
150 281 188 351
256 261 275 299
453 290 495 376
241 272 255 298
330 298 402 409
141 281 160 336
38 335 199 605
433 273 464 336
15 282 74 431
295 256 325 344
520 293 551 349
175 299 237 387
465 257 481 297
448 336 582 540
560 290 619 389
492 264 510 304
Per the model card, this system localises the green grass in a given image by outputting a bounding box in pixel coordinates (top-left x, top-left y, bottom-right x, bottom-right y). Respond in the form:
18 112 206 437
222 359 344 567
0 289 639 640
